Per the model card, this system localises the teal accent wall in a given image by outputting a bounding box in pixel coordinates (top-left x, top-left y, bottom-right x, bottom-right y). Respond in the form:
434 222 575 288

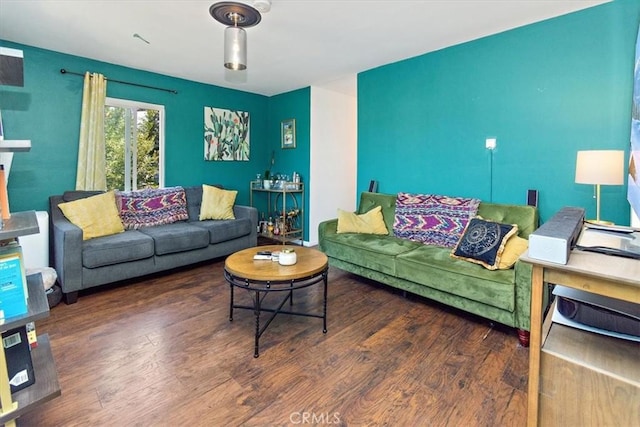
358 0 640 225
0 42 269 210
4 1 635 231
266 88 311 240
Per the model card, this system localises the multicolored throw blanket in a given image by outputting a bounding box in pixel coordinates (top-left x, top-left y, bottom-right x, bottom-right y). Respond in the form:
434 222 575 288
117 186 189 229
393 192 480 248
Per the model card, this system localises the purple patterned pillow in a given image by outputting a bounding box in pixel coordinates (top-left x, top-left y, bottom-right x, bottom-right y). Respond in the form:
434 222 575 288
117 186 188 230
393 192 481 248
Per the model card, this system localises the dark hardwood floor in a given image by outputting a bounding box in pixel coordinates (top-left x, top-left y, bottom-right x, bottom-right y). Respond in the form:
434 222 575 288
19 256 529 426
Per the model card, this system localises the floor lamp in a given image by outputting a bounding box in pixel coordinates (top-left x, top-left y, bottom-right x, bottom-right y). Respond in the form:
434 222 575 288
575 150 625 225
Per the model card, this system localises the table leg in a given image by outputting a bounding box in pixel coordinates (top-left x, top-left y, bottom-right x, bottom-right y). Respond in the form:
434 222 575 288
229 281 234 321
225 266 329 357
322 270 328 333
289 280 294 307
527 265 544 426
254 289 262 358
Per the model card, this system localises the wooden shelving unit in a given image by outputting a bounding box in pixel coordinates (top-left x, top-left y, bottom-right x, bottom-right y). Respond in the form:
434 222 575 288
0 211 61 426
538 321 639 425
0 211 40 240
521 248 640 426
250 181 304 245
0 141 31 153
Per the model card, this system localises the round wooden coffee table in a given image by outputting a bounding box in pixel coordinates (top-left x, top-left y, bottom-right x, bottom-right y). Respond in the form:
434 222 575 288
224 245 329 357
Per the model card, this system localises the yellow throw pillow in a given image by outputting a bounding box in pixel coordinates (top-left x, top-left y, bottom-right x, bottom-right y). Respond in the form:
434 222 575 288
337 206 388 234
199 184 237 220
58 191 124 240
498 235 529 269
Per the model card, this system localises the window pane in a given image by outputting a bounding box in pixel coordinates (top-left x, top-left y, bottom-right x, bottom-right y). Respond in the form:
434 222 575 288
105 100 162 191
136 109 159 189
105 106 126 191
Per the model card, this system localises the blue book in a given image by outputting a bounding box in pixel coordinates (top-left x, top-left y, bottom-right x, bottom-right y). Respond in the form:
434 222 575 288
0 253 27 319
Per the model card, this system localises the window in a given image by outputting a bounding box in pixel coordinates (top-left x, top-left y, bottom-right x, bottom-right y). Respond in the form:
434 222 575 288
104 98 164 191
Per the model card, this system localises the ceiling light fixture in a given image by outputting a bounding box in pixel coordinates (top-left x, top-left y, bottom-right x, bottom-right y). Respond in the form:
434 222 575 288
210 1 261 71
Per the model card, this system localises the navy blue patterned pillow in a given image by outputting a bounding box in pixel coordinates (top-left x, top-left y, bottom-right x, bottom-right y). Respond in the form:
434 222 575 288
451 217 518 270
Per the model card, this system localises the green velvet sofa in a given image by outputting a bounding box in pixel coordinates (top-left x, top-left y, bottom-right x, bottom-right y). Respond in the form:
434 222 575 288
318 192 539 346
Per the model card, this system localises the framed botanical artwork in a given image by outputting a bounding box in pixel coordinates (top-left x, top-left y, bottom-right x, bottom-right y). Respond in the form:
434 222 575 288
281 118 296 149
204 106 250 161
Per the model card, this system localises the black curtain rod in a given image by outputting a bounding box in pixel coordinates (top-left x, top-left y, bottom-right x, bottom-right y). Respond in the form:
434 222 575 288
60 68 177 94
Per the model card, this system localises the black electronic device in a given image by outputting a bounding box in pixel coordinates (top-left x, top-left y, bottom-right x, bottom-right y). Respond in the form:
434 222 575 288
2 326 35 393
368 180 378 192
553 285 640 340
527 189 538 207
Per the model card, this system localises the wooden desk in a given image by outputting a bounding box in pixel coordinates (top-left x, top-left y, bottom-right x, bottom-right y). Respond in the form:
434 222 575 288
521 249 640 426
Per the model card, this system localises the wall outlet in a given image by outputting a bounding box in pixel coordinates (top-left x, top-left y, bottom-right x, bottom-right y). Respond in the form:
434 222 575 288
485 138 497 150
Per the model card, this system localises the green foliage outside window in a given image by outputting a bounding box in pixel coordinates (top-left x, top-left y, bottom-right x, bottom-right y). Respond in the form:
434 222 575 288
105 107 159 191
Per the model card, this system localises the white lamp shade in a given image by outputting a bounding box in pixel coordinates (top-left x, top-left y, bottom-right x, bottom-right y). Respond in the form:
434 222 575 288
575 150 625 185
224 26 247 70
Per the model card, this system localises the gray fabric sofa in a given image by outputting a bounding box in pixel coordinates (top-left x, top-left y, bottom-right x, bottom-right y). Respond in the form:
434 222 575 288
49 185 258 303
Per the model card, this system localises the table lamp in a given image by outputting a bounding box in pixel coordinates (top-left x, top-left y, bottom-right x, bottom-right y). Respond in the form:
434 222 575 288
575 150 624 224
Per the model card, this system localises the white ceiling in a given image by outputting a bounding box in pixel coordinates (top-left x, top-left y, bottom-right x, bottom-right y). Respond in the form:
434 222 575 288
0 0 610 97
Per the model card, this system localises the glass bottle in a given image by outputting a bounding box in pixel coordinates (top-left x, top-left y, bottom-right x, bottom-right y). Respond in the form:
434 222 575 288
267 217 274 236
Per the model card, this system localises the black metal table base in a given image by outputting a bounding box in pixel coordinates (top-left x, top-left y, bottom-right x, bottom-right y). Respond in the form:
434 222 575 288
225 268 328 357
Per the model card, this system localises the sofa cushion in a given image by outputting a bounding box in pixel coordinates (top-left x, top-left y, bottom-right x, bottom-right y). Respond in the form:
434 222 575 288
337 206 388 235
83 230 154 268
357 192 396 235
393 192 480 248
58 191 125 240
62 190 104 202
192 218 252 244
499 236 528 270
138 223 209 255
451 218 518 270
117 186 188 230
395 245 516 311
355 192 538 240
477 203 538 239
321 233 422 276
199 185 237 220
184 184 223 221
184 186 203 221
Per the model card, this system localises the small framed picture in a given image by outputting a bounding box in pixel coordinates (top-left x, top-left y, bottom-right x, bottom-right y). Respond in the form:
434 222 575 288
281 118 296 149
